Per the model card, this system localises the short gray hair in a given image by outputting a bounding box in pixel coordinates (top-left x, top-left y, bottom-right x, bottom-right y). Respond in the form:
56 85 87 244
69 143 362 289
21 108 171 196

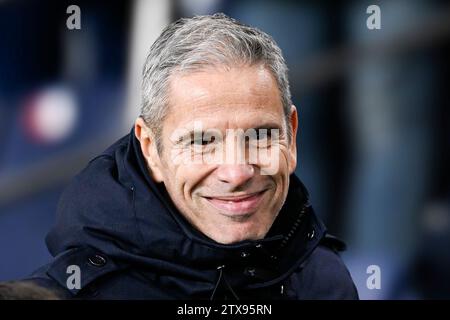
140 13 292 151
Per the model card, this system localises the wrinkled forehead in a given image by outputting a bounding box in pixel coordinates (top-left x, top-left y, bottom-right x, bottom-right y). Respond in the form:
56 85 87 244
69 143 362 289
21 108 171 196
163 65 285 132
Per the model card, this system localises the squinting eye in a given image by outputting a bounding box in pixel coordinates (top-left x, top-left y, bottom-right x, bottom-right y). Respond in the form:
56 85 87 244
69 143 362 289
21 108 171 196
256 130 271 140
192 136 216 146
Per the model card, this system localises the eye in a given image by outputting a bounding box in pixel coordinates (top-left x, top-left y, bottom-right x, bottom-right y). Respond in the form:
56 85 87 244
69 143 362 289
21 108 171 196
246 129 278 149
250 129 272 143
192 135 216 146
256 129 271 140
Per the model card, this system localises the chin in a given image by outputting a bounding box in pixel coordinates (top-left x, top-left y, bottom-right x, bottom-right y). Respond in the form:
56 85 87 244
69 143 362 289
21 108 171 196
211 226 265 245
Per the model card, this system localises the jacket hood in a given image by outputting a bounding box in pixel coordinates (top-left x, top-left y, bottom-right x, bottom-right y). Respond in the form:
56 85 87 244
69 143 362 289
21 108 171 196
45 128 327 298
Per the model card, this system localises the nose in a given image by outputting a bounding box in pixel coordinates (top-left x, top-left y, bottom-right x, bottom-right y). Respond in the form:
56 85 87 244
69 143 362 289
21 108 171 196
216 164 255 186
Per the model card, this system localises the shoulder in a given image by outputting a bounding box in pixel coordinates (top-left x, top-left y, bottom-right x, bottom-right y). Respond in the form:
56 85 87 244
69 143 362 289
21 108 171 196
66 133 130 192
290 238 359 300
26 246 127 299
53 136 133 231
27 246 172 299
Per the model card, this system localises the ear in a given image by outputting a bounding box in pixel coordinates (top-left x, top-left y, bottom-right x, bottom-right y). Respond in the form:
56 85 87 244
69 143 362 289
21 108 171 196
288 105 298 174
134 117 165 182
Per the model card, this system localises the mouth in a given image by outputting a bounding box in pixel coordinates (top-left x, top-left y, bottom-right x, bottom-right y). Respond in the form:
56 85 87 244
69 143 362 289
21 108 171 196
202 190 267 217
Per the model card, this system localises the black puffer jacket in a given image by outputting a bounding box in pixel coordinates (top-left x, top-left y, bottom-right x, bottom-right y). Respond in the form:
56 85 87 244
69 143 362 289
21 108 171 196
28 128 358 300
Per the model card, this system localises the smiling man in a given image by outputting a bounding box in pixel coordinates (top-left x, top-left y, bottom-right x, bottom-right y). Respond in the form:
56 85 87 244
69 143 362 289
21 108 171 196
27 13 358 299
137 63 293 245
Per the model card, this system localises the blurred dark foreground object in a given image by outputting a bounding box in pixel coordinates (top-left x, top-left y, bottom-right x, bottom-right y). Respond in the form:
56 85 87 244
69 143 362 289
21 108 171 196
0 281 59 300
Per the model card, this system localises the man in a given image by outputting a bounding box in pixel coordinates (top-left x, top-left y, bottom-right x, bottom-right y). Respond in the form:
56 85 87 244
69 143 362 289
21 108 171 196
28 13 358 299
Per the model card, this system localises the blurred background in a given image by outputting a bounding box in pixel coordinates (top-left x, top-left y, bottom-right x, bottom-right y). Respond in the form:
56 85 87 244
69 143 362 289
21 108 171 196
0 0 449 299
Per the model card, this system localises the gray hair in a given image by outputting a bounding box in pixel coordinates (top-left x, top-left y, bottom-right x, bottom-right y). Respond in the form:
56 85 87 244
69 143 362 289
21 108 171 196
140 13 292 152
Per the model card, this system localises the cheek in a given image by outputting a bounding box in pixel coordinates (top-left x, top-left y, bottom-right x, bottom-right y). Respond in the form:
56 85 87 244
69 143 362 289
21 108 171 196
156 152 185 198
170 164 211 201
269 151 291 203
270 145 292 176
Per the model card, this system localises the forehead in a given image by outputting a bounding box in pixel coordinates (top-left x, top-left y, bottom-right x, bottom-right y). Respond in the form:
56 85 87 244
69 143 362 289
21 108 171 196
165 64 284 130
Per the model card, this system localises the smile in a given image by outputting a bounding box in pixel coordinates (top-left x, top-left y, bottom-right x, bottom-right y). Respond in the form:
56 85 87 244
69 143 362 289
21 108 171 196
203 190 267 217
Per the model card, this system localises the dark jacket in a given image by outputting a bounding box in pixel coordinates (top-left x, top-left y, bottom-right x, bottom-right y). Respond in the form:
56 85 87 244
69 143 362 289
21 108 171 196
28 128 358 300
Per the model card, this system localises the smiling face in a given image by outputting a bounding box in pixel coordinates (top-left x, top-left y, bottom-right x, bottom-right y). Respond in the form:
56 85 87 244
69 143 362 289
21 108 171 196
135 64 298 244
